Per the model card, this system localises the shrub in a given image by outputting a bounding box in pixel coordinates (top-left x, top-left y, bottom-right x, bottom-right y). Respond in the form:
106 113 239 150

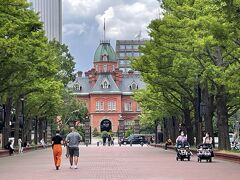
92 128 100 137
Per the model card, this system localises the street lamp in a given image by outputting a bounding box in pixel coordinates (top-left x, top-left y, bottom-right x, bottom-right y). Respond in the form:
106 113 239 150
20 97 24 129
118 115 124 146
84 115 91 146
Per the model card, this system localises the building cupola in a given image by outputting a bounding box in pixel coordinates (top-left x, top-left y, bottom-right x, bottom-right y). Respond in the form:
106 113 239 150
93 40 117 62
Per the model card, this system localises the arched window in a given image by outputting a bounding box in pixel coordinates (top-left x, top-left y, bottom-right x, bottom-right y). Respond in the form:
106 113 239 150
103 65 107 72
102 54 108 61
103 81 108 89
101 78 110 89
131 82 138 90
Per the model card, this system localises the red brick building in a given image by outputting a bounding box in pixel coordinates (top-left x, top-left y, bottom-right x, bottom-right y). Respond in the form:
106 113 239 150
69 40 145 133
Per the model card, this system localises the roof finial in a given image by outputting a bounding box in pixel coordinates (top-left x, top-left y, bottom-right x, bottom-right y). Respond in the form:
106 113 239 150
104 18 106 41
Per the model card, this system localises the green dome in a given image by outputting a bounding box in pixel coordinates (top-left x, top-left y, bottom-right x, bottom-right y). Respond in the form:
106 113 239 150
94 40 117 62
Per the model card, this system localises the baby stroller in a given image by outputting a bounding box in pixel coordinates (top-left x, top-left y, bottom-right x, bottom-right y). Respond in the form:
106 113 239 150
176 141 192 161
197 144 213 163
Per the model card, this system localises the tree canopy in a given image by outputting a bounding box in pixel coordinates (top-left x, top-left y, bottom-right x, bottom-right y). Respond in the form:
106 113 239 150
132 0 240 150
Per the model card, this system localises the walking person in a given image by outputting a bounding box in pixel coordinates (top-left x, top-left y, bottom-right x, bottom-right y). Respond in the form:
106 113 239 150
107 135 111 146
66 127 81 169
40 138 46 148
8 140 14 156
111 137 115 146
52 130 63 170
18 138 23 154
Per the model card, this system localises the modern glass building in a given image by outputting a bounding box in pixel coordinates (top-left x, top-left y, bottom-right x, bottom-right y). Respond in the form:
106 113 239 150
115 40 146 73
28 0 62 42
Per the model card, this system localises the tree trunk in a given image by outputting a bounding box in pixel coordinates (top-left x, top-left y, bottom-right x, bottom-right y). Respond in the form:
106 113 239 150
172 116 179 140
3 97 13 147
39 117 43 141
194 97 202 146
34 117 38 145
163 118 168 142
202 83 215 146
183 108 194 145
14 100 21 146
216 85 230 150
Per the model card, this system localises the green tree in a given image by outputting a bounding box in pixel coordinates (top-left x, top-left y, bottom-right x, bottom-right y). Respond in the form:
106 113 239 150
132 0 240 150
0 0 78 146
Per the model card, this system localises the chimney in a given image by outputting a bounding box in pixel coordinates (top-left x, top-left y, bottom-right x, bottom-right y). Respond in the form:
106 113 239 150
77 71 83 77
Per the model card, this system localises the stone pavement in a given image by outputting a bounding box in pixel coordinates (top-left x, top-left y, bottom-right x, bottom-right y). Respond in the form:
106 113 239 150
0 145 239 180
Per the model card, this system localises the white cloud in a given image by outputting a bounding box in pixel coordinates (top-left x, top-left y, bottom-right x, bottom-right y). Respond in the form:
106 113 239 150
63 23 87 36
63 0 102 17
95 1 160 40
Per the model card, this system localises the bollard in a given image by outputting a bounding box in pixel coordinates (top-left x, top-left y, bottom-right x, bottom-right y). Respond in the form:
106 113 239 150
97 142 99 146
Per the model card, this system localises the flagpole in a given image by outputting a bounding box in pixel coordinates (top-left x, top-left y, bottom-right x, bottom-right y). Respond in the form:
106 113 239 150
104 18 106 41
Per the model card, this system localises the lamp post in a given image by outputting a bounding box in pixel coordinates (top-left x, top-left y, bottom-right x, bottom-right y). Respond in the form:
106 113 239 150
84 115 91 146
20 97 25 141
118 115 124 146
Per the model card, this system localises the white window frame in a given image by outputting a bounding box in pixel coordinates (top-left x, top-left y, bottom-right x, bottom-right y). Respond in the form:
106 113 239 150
128 102 132 111
100 102 104 111
112 101 116 111
137 104 141 111
96 101 99 111
124 103 128 111
108 101 111 111
103 55 108 61
103 64 107 72
103 81 108 89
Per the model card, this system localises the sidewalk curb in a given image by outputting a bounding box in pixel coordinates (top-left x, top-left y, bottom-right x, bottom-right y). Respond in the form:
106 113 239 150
150 143 240 164
0 145 50 158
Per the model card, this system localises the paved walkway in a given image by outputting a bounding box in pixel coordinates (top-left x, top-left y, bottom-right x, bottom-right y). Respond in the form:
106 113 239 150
0 145 239 180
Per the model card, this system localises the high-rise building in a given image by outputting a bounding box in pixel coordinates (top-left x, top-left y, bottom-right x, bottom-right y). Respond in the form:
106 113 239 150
28 0 62 42
115 40 146 73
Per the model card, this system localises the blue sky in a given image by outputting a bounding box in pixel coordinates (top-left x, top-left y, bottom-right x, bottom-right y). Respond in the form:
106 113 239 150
62 0 160 72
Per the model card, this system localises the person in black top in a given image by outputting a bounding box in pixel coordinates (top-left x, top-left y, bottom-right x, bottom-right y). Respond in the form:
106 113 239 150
52 130 63 170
